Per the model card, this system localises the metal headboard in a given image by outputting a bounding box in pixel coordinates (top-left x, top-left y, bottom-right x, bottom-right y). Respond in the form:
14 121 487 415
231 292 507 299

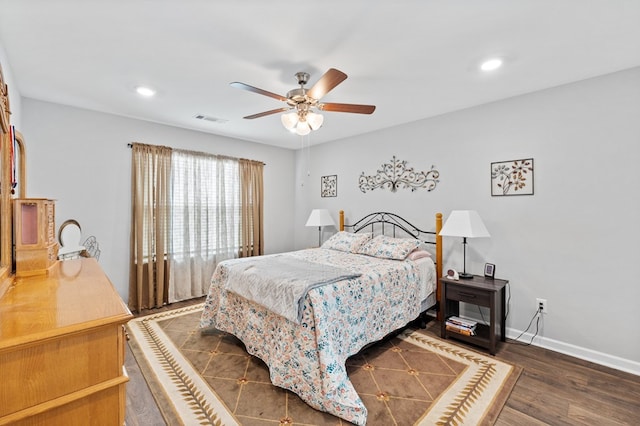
338 210 444 320
342 211 437 246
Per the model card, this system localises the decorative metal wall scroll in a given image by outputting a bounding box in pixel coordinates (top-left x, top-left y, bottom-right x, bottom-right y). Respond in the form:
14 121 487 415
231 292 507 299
491 158 534 196
358 156 440 193
321 175 337 197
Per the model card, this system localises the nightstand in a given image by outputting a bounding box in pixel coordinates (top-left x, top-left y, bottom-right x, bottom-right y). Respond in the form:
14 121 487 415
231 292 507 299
440 275 508 355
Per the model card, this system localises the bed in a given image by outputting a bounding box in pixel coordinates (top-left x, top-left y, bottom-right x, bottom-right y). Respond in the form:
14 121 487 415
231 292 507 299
200 211 443 425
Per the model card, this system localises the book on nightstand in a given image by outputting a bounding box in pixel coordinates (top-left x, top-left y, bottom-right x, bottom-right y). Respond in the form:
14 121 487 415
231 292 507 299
445 316 477 336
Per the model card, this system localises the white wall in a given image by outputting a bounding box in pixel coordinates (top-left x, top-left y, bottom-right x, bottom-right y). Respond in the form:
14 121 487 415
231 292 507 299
21 99 296 300
0 42 21 128
294 67 640 374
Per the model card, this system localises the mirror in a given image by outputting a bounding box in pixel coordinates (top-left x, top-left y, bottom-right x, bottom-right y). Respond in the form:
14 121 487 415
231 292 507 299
0 144 9 280
0 62 10 280
0 62 26 282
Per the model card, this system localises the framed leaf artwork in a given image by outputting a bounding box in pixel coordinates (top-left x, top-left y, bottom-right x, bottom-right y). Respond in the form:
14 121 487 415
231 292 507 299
491 158 534 196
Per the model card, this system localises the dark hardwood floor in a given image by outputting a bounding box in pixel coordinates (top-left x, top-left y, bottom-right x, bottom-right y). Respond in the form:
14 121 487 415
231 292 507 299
125 300 640 425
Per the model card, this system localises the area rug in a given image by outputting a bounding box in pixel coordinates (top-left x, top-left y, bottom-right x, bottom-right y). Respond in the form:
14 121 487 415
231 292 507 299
127 304 520 425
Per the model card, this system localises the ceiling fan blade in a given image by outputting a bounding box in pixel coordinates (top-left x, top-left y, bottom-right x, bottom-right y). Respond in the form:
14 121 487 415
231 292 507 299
319 103 376 114
306 68 348 100
230 82 288 102
243 107 290 119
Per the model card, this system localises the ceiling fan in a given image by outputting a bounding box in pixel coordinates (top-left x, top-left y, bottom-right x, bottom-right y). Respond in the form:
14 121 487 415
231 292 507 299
230 68 375 135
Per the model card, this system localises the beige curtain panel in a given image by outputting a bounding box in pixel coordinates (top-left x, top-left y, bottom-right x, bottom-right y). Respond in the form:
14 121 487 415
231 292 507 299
129 142 172 312
240 159 264 257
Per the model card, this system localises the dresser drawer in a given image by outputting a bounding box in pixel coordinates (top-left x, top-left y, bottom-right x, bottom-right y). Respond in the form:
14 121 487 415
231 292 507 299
446 283 491 306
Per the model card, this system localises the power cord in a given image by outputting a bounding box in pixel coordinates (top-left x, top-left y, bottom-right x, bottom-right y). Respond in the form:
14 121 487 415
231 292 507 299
505 282 511 319
476 304 488 326
509 305 542 346
474 282 542 346
475 282 511 326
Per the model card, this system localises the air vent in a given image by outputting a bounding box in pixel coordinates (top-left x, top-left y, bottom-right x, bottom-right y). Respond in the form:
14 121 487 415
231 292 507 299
194 114 228 124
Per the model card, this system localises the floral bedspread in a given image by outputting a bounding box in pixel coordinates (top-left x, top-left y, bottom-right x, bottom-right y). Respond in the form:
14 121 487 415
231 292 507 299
199 248 436 425
221 254 361 324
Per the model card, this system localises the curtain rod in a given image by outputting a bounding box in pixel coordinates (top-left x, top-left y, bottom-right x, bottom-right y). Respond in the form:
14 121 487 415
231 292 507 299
127 142 265 166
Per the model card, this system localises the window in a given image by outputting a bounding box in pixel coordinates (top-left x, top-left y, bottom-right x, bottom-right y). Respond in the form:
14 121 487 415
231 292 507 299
130 142 263 309
170 150 240 260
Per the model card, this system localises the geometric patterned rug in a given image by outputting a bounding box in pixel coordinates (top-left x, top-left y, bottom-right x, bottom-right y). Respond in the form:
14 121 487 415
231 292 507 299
127 304 521 425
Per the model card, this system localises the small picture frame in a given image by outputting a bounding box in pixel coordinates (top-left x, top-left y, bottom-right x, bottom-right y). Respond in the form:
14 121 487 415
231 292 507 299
484 263 495 279
321 175 337 197
491 158 534 196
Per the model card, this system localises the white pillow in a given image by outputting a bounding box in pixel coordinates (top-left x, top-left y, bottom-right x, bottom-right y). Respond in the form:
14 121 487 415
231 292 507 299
322 231 372 253
357 235 422 260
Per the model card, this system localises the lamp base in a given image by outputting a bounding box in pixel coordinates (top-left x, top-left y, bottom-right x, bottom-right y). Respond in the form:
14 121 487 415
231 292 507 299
459 272 474 279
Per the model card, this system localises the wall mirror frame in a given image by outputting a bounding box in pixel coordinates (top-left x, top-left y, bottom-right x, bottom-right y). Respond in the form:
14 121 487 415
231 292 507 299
0 62 26 284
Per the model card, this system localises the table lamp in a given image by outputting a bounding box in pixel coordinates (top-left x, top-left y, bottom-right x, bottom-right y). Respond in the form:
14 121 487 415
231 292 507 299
438 210 490 279
305 209 335 246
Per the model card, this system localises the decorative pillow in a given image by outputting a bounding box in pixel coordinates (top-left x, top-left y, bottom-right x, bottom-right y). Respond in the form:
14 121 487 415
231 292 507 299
322 231 372 253
407 249 432 261
357 235 422 260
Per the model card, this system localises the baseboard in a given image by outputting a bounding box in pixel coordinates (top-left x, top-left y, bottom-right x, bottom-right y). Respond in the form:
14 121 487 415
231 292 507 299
506 328 640 377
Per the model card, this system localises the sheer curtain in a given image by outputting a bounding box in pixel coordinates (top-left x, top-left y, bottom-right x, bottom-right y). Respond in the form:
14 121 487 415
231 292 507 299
168 150 240 302
129 143 172 312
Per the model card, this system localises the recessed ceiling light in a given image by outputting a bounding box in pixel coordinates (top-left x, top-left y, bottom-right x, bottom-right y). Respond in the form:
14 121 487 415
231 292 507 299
135 86 156 97
480 58 503 72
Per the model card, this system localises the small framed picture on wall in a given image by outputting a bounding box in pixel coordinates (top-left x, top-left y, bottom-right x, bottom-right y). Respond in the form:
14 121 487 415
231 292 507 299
484 263 495 279
321 175 337 197
491 158 534 196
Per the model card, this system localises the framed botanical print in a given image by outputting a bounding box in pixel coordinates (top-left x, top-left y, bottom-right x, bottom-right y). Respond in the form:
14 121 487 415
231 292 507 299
491 158 534 196
321 175 337 197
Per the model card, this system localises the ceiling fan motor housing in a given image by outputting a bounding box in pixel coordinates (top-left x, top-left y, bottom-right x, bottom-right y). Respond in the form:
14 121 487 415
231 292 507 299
287 72 317 107
286 88 309 105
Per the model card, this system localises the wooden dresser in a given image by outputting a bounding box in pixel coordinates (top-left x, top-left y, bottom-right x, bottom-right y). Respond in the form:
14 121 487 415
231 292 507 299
0 258 132 425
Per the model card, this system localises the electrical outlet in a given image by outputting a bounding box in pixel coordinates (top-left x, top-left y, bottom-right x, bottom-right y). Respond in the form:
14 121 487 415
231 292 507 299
536 298 548 314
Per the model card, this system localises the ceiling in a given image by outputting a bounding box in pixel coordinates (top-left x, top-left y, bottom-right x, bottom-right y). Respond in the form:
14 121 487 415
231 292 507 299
1 1 639 149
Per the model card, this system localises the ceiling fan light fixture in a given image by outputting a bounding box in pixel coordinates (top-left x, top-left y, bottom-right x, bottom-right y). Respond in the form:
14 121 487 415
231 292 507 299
306 112 324 130
295 120 311 136
281 112 298 130
232 68 375 136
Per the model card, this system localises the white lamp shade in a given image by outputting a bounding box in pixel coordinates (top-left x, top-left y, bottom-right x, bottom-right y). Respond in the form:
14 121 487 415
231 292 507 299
439 210 490 238
306 112 324 130
305 209 335 227
295 120 311 135
281 112 298 130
